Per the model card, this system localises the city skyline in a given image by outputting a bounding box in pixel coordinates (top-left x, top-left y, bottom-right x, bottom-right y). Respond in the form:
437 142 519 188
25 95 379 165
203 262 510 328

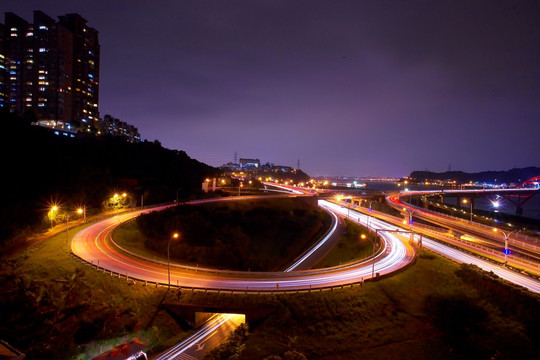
4 1 540 177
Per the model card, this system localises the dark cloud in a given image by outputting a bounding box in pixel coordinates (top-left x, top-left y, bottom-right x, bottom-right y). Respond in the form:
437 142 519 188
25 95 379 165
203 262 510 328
5 0 540 176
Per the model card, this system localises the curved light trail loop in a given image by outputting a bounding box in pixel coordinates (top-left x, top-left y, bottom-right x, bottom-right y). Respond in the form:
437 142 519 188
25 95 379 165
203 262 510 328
71 198 415 292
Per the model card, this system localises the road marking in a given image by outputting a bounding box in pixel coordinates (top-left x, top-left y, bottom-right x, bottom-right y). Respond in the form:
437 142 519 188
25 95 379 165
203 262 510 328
194 331 216 351
171 353 198 360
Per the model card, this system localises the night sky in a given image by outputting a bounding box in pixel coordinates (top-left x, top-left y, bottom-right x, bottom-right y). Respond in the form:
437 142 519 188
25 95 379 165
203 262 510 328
6 1 540 177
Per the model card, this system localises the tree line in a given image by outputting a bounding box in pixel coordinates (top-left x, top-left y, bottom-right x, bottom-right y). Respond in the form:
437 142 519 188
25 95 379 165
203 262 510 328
0 111 217 246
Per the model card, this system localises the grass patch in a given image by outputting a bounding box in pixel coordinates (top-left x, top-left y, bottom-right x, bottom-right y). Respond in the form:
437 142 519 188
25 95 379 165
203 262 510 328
0 223 189 359
116 197 331 271
5 214 540 359
313 219 376 269
191 250 540 359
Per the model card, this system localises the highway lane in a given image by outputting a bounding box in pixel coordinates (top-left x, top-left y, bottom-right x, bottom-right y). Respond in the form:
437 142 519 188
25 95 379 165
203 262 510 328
154 314 245 360
330 199 540 293
71 199 414 292
284 203 340 271
386 192 540 261
72 191 540 360
71 195 413 359
424 238 540 293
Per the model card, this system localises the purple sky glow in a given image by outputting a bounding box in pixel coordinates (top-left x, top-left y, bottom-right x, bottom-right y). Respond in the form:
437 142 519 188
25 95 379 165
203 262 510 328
6 1 540 177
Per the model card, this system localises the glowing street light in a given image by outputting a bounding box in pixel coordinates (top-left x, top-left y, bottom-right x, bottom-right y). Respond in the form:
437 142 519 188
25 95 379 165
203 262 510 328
462 198 473 221
167 232 180 288
493 228 520 267
111 192 129 215
77 207 86 223
48 205 59 228
238 182 244 196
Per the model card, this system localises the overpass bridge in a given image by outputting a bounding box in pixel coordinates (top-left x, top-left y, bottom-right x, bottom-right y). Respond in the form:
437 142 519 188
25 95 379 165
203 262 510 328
163 303 275 329
387 189 540 265
405 188 540 216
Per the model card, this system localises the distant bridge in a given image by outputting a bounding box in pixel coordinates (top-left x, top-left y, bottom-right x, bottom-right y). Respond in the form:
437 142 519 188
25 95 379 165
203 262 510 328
403 188 540 216
522 176 540 188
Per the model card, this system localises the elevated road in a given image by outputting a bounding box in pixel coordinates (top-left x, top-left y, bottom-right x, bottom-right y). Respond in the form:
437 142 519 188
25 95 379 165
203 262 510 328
71 198 415 292
387 190 540 264
71 189 540 359
324 200 540 293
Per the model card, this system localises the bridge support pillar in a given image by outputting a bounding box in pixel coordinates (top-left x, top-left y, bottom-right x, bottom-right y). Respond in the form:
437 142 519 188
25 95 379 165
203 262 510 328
500 194 534 216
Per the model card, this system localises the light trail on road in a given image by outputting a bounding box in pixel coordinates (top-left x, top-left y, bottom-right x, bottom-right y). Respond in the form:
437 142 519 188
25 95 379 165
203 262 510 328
71 199 414 292
70 196 413 359
284 204 339 272
423 238 540 293
71 192 540 360
156 314 245 360
154 313 245 360
330 199 540 293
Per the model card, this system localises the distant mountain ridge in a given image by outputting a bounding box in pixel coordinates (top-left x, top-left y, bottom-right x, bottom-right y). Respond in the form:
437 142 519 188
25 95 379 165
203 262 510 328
409 167 540 184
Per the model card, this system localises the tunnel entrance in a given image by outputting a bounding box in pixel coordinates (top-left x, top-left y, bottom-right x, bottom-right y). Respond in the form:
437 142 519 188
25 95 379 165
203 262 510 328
163 303 275 329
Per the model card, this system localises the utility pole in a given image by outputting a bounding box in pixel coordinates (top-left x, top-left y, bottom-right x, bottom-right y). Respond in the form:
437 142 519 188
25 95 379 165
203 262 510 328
66 214 70 246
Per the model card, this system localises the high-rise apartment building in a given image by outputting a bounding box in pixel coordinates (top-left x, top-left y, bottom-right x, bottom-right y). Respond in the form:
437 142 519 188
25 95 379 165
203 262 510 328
1 11 100 133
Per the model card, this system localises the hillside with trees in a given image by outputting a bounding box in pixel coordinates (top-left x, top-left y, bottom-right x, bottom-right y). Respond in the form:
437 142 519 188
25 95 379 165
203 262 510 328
0 112 217 246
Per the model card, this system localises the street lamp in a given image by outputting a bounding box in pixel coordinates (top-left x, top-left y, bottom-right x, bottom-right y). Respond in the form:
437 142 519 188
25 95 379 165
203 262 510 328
361 234 376 280
406 209 414 228
65 213 71 246
362 200 374 229
493 228 520 267
77 207 86 223
167 233 179 288
238 182 243 196
48 205 58 228
462 198 473 221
